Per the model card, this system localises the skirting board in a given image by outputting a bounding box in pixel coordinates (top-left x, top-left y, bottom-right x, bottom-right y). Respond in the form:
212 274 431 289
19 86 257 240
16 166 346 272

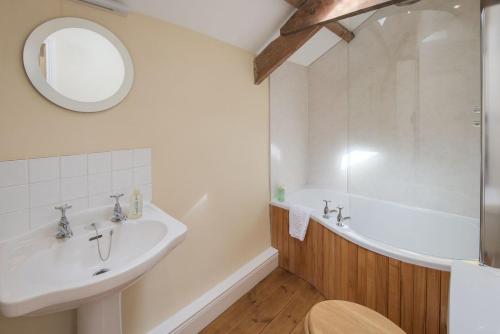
148 247 279 334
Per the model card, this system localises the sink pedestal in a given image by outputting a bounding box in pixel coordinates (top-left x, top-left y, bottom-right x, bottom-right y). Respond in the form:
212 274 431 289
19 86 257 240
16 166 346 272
77 293 122 334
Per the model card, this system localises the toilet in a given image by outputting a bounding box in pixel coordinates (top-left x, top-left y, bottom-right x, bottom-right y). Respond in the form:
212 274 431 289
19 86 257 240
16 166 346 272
305 300 404 334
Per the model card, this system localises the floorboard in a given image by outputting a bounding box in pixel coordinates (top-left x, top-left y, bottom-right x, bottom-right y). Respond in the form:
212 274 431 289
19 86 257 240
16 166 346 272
201 268 325 334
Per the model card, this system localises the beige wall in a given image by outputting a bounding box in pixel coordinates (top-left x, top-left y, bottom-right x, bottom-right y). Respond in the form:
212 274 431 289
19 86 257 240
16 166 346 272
0 1 270 333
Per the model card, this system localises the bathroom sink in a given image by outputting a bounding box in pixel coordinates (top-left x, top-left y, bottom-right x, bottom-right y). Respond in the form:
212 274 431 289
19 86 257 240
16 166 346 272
0 203 187 333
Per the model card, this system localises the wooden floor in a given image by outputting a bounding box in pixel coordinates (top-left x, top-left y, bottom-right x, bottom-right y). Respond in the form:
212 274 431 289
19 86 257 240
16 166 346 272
201 268 325 334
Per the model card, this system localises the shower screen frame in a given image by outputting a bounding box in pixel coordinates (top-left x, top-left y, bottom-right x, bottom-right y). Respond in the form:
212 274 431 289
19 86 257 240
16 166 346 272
480 0 500 268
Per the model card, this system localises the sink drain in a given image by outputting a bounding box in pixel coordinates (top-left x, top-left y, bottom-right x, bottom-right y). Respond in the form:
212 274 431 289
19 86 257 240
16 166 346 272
93 268 110 276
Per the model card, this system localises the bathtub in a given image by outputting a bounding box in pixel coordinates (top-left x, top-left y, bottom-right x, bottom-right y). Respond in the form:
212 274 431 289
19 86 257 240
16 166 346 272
272 189 480 271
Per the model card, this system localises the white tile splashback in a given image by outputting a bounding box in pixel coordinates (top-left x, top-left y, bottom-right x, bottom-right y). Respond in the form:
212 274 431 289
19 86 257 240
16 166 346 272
0 160 28 187
88 152 112 174
61 154 87 178
112 150 134 170
0 185 29 214
0 148 152 242
29 157 60 183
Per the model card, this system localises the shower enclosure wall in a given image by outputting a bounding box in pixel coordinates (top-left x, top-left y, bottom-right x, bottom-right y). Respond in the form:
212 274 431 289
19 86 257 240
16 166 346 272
270 0 481 261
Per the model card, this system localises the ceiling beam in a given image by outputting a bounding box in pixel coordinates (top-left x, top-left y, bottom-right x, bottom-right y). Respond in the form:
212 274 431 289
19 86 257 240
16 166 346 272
254 25 322 84
285 0 354 42
281 0 407 35
324 21 354 43
253 0 356 84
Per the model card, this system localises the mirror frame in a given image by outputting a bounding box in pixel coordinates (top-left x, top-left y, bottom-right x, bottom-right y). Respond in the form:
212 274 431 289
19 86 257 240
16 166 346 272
23 17 134 113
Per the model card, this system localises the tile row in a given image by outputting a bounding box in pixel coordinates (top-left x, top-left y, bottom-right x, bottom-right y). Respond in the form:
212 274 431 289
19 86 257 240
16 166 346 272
0 148 151 187
0 149 152 242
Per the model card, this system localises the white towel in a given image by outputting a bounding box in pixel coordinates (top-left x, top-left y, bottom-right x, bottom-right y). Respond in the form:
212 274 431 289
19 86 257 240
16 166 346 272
289 205 313 241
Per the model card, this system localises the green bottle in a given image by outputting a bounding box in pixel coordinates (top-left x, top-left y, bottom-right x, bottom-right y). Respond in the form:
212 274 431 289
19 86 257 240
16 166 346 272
276 186 286 202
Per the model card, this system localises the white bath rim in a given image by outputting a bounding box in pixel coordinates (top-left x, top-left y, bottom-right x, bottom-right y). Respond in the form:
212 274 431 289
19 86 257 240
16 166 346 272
271 197 479 272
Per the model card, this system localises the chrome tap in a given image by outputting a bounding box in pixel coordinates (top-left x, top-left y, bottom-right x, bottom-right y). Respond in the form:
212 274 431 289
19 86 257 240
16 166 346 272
110 193 127 222
336 206 350 227
55 204 73 239
323 200 337 219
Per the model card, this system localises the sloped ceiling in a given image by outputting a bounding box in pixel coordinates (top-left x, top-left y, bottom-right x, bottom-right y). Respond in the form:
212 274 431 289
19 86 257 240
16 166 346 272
121 0 294 52
119 0 374 67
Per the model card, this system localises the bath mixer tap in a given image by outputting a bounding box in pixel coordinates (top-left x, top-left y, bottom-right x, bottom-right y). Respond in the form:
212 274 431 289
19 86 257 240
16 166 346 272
55 204 73 239
110 193 127 222
336 206 350 227
323 200 337 219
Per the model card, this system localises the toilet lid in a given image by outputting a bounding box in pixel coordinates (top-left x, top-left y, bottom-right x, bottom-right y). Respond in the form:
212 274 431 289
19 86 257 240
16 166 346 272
307 300 404 334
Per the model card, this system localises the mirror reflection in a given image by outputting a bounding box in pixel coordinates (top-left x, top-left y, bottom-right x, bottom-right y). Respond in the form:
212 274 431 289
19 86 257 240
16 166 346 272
39 28 125 103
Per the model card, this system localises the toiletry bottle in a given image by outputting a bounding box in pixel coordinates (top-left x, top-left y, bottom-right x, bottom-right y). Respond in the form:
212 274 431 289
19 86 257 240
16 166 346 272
276 185 286 202
128 189 143 219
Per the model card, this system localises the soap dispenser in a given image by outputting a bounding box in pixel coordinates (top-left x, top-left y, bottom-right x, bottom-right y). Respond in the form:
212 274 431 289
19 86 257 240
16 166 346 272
128 189 143 219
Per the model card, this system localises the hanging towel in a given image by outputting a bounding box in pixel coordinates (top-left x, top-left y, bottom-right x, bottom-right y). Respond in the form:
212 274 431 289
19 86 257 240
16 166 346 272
289 205 314 241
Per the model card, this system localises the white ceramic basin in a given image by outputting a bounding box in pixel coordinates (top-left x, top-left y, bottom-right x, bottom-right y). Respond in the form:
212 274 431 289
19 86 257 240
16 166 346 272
0 202 187 331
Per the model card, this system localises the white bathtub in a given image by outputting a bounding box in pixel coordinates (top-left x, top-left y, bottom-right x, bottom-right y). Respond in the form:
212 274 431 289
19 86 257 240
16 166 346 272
272 189 480 271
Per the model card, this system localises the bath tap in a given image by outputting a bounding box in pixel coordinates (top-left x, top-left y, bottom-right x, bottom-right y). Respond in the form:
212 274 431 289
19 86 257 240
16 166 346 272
336 206 350 227
323 200 337 219
110 193 127 222
55 204 73 239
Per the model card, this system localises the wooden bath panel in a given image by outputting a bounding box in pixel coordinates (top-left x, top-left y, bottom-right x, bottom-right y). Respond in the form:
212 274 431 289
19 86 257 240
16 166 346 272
270 205 450 334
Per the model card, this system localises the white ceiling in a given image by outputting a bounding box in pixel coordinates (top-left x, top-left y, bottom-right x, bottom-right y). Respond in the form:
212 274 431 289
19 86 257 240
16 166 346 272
121 0 295 52
119 0 374 67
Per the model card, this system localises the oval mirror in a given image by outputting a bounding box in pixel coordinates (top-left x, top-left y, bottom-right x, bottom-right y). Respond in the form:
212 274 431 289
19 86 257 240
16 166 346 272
23 17 134 112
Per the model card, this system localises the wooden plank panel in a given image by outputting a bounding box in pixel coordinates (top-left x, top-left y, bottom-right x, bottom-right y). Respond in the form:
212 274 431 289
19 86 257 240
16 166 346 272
339 237 349 300
270 205 280 249
276 210 285 268
269 205 451 334
281 209 290 270
413 266 427 334
333 234 343 300
323 229 334 299
347 241 358 302
440 271 450 334
357 247 367 306
400 262 414 334
321 230 329 298
304 220 315 284
366 250 377 310
388 258 401 326
311 222 325 291
375 254 389 316
426 268 441 334
294 236 306 281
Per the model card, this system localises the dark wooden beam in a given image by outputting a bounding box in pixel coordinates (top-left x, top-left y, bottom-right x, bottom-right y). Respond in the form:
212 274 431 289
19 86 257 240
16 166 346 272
285 0 354 42
285 0 308 7
325 22 354 42
254 25 322 84
253 0 356 84
281 0 407 35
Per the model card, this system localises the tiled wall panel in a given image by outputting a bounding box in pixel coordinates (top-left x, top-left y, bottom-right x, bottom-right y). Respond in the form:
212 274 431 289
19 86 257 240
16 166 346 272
0 148 152 241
